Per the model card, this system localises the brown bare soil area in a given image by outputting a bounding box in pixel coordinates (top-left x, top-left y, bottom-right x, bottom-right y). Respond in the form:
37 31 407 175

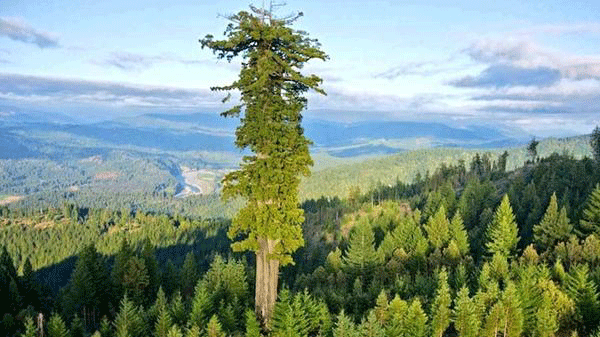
94 172 120 180
0 195 24 206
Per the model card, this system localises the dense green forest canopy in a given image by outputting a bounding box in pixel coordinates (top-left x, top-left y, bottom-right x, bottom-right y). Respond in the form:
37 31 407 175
3 144 600 336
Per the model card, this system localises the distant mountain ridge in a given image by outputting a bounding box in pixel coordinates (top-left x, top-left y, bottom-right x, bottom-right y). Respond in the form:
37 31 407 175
1 109 523 160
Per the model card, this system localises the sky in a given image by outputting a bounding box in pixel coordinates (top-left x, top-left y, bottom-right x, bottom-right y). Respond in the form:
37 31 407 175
1 0 600 137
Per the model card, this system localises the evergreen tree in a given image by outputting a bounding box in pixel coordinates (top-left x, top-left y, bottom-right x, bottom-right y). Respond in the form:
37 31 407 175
487 194 520 257
20 316 36 337
430 269 451 337
534 193 572 250
343 218 381 274
580 184 600 236
453 287 480 337
155 307 172 337
245 310 262 337
333 311 358 337
141 240 159 301
122 256 150 306
189 281 211 329
99 316 112 337
181 252 198 299
535 292 558 337
71 314 85 337
206 315 225 337
112 239 134 296
387 296 408 337
374 290 389 325
200 5 327 325
501 282 524 337
161 259 180 296
114 295 145 337
184 325 200 337
167 325 183 337
47 313 70 337
403 299 428 337
170 291 186 328
271 289 309 337
424 205 450 250
565 265 600 335
528 137 539 163
359 311 385 337
591 126 600 164
449 211 469 256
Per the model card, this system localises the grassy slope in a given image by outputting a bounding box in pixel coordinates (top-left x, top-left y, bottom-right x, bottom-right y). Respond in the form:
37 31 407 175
300 135 593 200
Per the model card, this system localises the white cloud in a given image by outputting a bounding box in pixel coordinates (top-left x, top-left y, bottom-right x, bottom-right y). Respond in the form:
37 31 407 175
0 17 60 48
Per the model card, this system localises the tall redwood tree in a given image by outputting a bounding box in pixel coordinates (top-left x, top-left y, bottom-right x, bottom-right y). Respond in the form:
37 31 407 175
200 6 327 326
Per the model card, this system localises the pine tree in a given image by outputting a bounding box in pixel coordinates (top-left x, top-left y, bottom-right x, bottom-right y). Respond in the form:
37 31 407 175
112 239 134 295
387 296 408 337
155 307 172 337
359 311 385 337
167 325 183 337
431 269 451 337
63 244 110 327
170 291 186 328
565 265 600 335
449 211 469 256
245 310 262 337
122 256 150 306
333 311 358 337
591 126 600 164
141 240 159 302
47 313 70 337
535 292 558 337
270 289 309 337
374 290 389 325
453 287 480 337
580 184 600 236
189 281 212 329
534 193 572 250
424 205 450 250
114 295 144 337
403 299 428 337
501 282 524 337
71 314 85 337
528 137 539 163
206 315 225 337
162 259 180 296
343 218 381 274
487 194 520 257
184 325 200 337
99 316 112 337
200 5 327 325
20 316 36 337
181 252 198 299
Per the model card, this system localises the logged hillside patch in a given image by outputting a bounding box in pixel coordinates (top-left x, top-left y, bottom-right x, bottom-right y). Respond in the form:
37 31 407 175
0 195 24 205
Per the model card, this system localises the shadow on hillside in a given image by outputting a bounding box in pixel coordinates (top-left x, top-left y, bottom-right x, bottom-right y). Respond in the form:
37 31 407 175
33 226 234 293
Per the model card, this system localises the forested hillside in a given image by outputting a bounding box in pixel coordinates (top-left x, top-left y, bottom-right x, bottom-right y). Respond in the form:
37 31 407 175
3 147 600 336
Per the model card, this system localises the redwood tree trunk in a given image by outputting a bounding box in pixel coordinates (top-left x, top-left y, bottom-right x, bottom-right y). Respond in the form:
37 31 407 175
255 237 280 327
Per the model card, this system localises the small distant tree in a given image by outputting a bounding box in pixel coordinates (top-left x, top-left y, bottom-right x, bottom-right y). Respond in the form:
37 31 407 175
527 137 539 163
591 126 600 164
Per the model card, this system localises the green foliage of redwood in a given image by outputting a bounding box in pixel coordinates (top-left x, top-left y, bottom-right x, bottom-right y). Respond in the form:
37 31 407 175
200 5 327 324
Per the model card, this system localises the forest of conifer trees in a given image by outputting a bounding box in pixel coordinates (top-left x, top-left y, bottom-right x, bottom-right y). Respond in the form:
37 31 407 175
3 5 600 337
2 148 600 336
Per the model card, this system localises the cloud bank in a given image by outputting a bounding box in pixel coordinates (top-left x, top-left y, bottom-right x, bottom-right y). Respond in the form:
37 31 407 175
0 17 60 48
